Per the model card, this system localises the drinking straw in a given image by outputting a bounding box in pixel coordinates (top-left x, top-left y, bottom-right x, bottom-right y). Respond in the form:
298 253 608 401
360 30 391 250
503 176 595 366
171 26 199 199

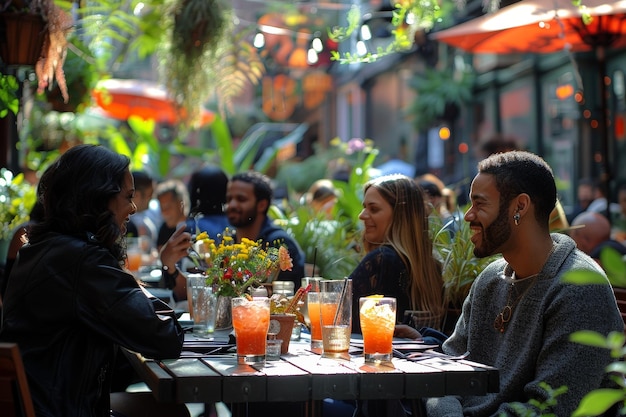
333 278 349 326
312 247 317 277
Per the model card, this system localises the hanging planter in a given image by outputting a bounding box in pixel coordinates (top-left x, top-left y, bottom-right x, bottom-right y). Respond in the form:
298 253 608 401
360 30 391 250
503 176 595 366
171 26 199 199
0 12 45 66
162 0 228 124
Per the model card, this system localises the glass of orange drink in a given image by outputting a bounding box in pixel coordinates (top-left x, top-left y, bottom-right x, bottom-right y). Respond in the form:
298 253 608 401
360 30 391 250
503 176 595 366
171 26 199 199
359 296 396 363
232 297 270 364
126 237 143 273
320 279 352 359
307 291 323 349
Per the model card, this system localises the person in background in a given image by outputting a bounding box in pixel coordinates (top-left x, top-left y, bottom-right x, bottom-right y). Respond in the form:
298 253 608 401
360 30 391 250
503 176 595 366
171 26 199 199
159 166 230 305
127 171 159 244
304 179 338 218
570 211 626 264
425 151 623 417
155 179 190 252
225 171 305 289
612 182 626 244
566 178 595 223
0 145 185 417
349 174 444 338
586 178 621 219
186 165 230 238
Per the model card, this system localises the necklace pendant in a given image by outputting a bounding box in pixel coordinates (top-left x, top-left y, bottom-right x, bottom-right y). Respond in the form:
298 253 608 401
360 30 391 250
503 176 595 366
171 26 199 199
494 314 503 332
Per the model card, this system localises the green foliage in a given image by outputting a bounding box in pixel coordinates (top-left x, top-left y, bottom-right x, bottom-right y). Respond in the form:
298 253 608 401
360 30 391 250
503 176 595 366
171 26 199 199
76 0 165 68
270 205 361 279
162 0 229 122
0 73 19 118
327 6 361 43
503 382 568 417
213 29 265 115
0 169 37 240
70 0 262 124
99 113 306 180
329 1 451 64
270 137 381 279
40 35 99 112
407 68 475 131
430 211 499 308
561 246 626 416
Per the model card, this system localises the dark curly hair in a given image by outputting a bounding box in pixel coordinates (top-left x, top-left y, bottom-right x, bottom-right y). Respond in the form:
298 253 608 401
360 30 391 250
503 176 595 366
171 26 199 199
29 145 131 264
231 171 273 214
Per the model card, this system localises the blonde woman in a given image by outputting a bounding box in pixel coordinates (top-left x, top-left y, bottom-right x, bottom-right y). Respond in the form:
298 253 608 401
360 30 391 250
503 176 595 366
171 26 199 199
349 174 444 338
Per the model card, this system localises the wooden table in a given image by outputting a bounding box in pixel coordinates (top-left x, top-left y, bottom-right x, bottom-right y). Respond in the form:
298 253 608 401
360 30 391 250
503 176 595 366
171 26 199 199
123 333 499 417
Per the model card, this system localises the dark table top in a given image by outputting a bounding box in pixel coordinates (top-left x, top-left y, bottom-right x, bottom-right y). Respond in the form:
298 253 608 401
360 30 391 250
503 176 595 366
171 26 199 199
123 331 499 409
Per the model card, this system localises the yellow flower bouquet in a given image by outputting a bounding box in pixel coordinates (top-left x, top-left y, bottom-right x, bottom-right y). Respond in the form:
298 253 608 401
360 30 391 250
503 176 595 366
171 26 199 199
192 228 293 297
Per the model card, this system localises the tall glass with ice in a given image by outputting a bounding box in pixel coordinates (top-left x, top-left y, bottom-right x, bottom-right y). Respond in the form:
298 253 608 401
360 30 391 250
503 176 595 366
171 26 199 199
320 279 352 359
232 297 270 364
304 277 323 349
359 296 396 363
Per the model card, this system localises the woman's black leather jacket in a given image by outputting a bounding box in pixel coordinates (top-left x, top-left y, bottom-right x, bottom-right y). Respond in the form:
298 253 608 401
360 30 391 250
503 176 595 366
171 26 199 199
0 232 184 417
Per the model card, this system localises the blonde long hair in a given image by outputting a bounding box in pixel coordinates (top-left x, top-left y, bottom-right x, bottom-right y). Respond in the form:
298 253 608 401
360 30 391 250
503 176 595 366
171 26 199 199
363 175 444 315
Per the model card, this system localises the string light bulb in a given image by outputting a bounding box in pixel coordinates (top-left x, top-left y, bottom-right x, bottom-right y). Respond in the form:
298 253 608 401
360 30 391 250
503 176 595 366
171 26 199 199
360 24 372 41
356 40 367 56
312 37 323 52
253 32 265 48
307 48 319 64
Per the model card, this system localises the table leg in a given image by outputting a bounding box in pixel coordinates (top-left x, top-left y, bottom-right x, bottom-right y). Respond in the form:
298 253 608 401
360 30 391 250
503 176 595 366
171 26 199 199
306 400 323 417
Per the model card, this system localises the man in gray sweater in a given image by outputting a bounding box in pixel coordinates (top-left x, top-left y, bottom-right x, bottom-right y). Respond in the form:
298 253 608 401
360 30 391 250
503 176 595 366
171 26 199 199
426 151 623 416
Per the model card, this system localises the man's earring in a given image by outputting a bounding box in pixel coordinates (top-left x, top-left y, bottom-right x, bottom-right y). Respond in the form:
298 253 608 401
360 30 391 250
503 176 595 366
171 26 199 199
513 212 521 226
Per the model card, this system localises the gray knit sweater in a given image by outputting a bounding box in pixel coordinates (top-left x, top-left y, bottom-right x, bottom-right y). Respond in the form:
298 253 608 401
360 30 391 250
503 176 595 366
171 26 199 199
426 233 623 417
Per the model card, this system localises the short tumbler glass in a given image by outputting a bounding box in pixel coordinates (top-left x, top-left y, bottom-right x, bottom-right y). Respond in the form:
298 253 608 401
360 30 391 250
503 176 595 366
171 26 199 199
320 279 352 359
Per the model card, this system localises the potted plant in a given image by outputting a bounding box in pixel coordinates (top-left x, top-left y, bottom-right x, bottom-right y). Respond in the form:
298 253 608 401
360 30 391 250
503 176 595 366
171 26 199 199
160 0 229 123
0 0 73 102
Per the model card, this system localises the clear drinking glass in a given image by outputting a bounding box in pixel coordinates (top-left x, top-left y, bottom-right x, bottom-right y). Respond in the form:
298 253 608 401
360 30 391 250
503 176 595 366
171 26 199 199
307 291 323 349
320 279 352 359
232 297 270 365
187 274 217 337
359 296 396 363
302 276 323 348
126 237 143 272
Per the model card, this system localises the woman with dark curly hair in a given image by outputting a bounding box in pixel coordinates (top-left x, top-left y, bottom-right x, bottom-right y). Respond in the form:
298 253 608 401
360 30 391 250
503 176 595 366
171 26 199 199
0 145 186 417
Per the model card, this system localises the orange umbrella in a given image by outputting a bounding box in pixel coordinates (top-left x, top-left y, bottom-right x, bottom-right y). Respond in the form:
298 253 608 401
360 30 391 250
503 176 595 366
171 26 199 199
91 79 215 126
430 0 626 220
430 0 626 54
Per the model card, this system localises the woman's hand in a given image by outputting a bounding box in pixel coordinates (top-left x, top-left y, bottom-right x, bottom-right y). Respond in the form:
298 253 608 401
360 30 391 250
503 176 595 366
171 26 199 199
394 324 422 340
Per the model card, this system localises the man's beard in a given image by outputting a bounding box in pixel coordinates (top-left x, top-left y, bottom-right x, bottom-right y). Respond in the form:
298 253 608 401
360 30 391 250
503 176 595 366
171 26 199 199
229 207 257 228
473 204 511 258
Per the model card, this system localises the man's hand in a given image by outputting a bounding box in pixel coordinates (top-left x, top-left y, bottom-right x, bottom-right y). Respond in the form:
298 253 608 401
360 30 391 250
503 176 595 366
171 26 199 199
394 324 423 340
